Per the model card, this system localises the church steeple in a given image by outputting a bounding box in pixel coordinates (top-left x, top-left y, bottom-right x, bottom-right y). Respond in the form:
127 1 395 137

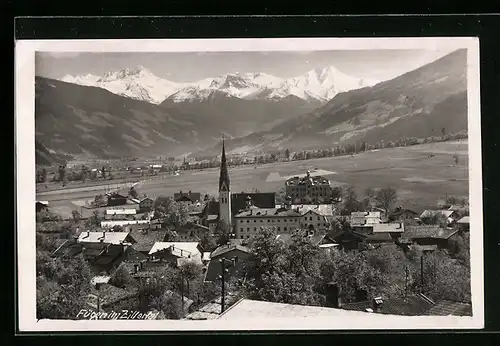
218 134 232 228
219 135 230 192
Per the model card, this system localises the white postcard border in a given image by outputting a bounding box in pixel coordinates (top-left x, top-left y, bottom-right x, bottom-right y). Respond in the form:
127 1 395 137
15 37 483 331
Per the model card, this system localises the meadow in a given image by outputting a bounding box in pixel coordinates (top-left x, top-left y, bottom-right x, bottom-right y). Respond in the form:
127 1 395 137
38 140 469 219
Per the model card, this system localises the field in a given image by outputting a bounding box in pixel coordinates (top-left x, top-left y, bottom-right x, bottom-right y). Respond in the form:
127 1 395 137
38 140 469 219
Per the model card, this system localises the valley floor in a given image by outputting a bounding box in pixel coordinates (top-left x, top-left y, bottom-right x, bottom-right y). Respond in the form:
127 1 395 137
39 140 469 219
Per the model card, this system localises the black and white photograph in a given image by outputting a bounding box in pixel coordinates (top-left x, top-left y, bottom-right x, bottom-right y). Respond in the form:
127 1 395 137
16 37 483 331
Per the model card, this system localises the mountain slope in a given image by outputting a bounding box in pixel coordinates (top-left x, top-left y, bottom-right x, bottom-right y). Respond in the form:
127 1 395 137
197 49 468 155
35 77 223 160
61 66 184 104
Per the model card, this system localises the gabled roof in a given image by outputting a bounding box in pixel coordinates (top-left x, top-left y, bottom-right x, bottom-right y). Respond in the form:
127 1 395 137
210 244 252 259
234 207 301 218
148 241 200 257
390 208 418 217
372 222 405 233
341 294 435 316
423 299 472 316
77 231 136 245
420 210 455 219
448 205 469 213
365 232 395 243
275 233 327 246
401 226 459 241
36 201 49 205
231 192 276 213
457 216 470 224
129 229 167 253
105 208 137 215
51 239 83 258
174 192 202 203
218 299 394 319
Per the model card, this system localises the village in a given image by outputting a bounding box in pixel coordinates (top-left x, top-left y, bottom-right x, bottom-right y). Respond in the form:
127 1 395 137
35 139 472 320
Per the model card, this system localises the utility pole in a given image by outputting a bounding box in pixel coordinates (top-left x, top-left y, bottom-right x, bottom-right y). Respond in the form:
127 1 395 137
180 272 184 313
404 266 408 298
217 257 236 314
420 255 424 293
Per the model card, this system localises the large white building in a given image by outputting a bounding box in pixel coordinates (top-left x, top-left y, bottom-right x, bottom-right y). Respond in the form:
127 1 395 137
285 171 333 204
234 200 333 239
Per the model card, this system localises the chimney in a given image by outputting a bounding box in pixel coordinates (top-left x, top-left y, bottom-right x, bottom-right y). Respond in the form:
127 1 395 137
325 282 341 308
372 297 383 313
189 190 192 195
134 264 139 273
139 261 144 270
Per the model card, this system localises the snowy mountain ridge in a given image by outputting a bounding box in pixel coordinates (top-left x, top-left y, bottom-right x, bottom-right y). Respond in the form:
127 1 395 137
60 65 380 104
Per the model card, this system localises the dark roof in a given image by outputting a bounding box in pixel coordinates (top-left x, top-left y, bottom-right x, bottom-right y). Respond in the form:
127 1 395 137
108 193 127 199
231 192 276 214
423 300 472 316
341 294 435 316
51 239 83 258
202 200 220 217
365 232 395 243
235 206 301 218
219 138 230 192
402 226 459 241
174 191 202 203
390 208 418 217
129 229 168 252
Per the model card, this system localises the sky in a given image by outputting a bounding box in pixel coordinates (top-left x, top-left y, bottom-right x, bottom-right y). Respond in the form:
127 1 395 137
36 49 458 83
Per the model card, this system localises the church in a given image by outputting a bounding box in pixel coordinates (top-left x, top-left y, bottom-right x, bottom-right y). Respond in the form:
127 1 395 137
199 137 276 233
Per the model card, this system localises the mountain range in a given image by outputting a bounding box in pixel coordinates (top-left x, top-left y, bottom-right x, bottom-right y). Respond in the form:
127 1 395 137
36 49 467 164
61 65 380 104
197 49 468 156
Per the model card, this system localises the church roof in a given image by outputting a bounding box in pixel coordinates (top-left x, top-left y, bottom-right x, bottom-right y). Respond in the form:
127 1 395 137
219 137 230 192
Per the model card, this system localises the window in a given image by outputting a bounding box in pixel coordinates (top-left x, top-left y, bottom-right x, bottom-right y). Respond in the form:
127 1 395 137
277 227 281 231
277 219 280 223
254 227 257 231
317 217 321 221
247 228 250 231
284 227 287 231
247 235 250 239
247 220 249 223
309 216 312 221
260 220 263 223
240 228 244 232
254 220 256 223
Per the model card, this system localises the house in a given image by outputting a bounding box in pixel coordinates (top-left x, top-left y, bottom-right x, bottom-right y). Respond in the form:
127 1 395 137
77 231 137 245
174 190 201 204
106 193 128 207
139 197 154 212
203 243 254 282
285 171 334 204
423 299 472 316
341 294 436 316
397 225 460 249
36 201 49 213
51 236 145 272
372 222 405 239
456 216 470 232
127 228 168 255
148 241 202 267
100 219 151 229
217 299 393 319
389 207 419 224
176 222 210 240
105 208 137 220
329 229 367 252
448 204 469 217
419 210 461 225
350 211 382 233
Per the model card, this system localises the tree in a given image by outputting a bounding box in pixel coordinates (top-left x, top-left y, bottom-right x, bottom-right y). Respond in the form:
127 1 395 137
129 186 139 199
284 148 290 161
214 220 231 245
341 186 362 215
179 261 203 296
330 186 343 203
71 210 81 223
58 165 66 183
164 230 179 242
85 210 102 228
199 233 218 253
37 254 93 319
36 209 62 223
374 187 398 214
109 263 135 288
93 194 107 207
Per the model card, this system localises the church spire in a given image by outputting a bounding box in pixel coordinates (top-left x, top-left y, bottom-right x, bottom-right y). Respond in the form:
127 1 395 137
219 135 230 192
